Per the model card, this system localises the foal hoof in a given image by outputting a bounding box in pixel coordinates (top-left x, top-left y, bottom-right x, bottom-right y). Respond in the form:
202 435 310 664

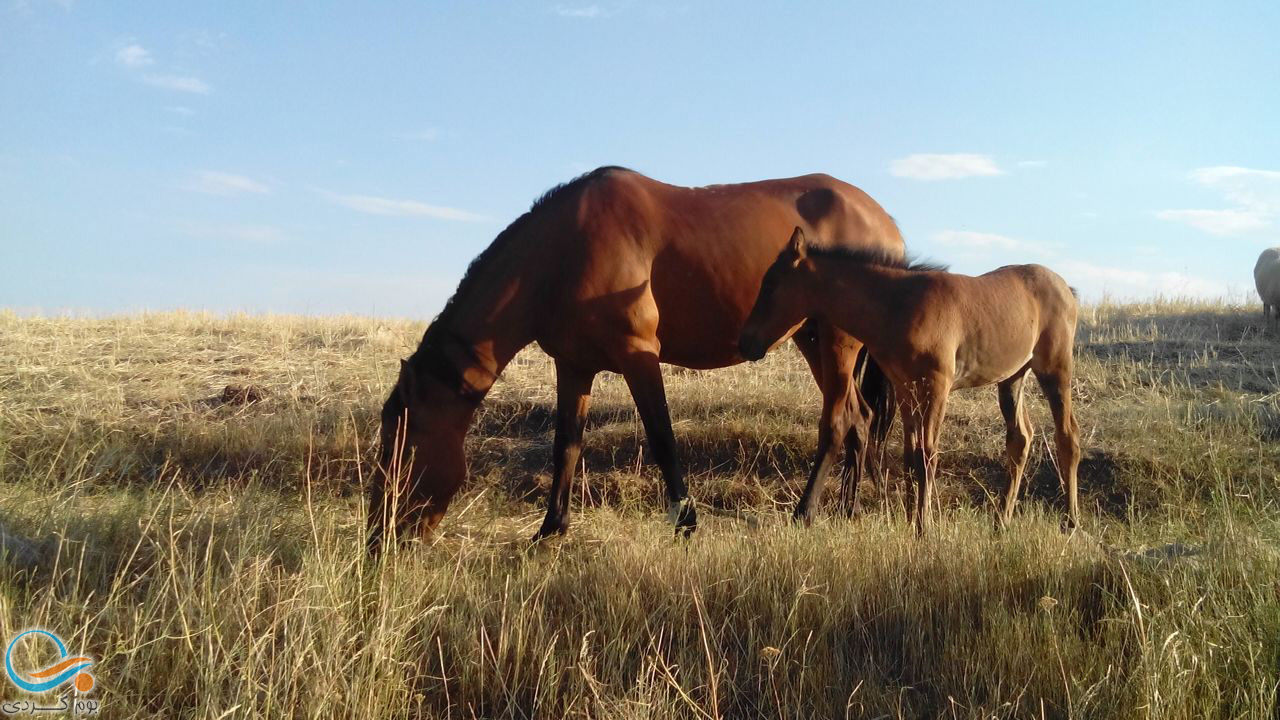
791 509 814 527
669 498 698 538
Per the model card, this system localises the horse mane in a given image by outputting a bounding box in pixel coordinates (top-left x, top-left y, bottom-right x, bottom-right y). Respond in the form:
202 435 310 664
805 244 949 273
405 166 634 384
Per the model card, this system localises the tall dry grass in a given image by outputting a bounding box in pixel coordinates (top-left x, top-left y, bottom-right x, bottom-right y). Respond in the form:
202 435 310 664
0 302 1278 718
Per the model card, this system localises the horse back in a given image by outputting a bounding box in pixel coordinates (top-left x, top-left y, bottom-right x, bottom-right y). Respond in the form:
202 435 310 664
543 168 903 368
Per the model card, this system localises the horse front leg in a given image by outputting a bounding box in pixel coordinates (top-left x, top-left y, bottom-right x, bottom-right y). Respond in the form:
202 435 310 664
533 360 596 541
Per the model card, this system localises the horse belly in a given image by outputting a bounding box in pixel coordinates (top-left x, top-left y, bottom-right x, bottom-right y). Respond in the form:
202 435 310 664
951 326 1035 389
653 293 748 369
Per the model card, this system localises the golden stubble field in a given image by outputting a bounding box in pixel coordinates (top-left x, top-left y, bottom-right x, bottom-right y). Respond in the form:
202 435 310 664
1 301 1278 719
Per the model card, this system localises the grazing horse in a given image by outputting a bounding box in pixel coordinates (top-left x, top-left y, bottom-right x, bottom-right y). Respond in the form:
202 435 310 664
368 168 905 552
739 228 1082 536
1254 247 1280 327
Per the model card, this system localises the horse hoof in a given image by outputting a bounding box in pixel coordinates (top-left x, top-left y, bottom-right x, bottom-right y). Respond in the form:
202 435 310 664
531 518 569 544
669 498 697 538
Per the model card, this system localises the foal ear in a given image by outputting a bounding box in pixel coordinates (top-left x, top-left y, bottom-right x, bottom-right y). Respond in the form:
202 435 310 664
788 227 808 260
396 359 417 404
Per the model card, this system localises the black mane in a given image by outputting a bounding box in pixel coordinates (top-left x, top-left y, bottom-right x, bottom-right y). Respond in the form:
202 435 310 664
404 166 633 391
805 244 948 273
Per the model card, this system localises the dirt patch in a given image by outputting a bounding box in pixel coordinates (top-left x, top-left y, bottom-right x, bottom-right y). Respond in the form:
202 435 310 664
212 384 267 406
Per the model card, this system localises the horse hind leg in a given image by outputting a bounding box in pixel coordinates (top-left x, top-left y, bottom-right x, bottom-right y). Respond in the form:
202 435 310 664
617 341 697 537
996 366 1034 529
1033 364 1082 530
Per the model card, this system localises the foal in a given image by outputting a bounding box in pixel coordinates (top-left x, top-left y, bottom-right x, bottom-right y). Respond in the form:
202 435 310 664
739 228 1081 536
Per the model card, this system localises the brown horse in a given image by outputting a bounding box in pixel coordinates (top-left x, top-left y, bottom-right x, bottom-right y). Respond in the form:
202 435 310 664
739 228 1082 536
368 168 905 552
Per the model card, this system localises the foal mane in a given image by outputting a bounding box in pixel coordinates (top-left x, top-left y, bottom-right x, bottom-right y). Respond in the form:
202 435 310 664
402 166 634 394
805 244 949 273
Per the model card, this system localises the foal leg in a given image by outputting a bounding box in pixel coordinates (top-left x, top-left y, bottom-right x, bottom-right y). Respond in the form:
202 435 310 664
996 367 1034 529
618 342 697 536
533 360 596 541
900 416 917 524
1034 366 1082 530
901 375 950 537
792 324 866 524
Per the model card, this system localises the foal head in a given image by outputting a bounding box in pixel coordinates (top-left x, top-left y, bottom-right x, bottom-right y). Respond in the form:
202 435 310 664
738 227 817 361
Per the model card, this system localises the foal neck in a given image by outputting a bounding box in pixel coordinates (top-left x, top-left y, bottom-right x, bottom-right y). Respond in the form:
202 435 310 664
809 256 914 348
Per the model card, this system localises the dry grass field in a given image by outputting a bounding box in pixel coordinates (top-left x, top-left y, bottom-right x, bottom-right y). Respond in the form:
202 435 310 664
1 301 1279 719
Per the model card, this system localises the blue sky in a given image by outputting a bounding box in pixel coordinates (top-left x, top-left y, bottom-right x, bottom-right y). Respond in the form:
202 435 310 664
3 1 1278 315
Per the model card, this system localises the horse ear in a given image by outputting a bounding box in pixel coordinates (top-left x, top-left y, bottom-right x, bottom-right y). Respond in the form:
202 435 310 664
789 227 807 259
397 359 417 404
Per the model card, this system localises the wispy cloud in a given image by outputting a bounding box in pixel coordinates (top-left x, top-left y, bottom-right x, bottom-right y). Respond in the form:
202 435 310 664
555 4 603 18
115 43 152 68
186 171 270 196
1056 259 1225 299
929 228 1223 299
1157 165 1280 236
889 153 1004 181
1154 208 1266 236
143 73 211 94
323 191 489 221
113 40 211 94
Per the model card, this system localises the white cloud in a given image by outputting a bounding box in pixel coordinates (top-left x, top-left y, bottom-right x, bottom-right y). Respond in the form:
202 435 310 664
1157 165 1280 236
186 171 270 196
932 230 1024 251
555 4 602 18
115 44 152 68
889 153 1004 181
324 192 489 221
143 73 210 94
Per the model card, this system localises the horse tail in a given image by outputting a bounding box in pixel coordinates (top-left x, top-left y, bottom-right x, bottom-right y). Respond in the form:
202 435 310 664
852 346 895 484
859 349 895 446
